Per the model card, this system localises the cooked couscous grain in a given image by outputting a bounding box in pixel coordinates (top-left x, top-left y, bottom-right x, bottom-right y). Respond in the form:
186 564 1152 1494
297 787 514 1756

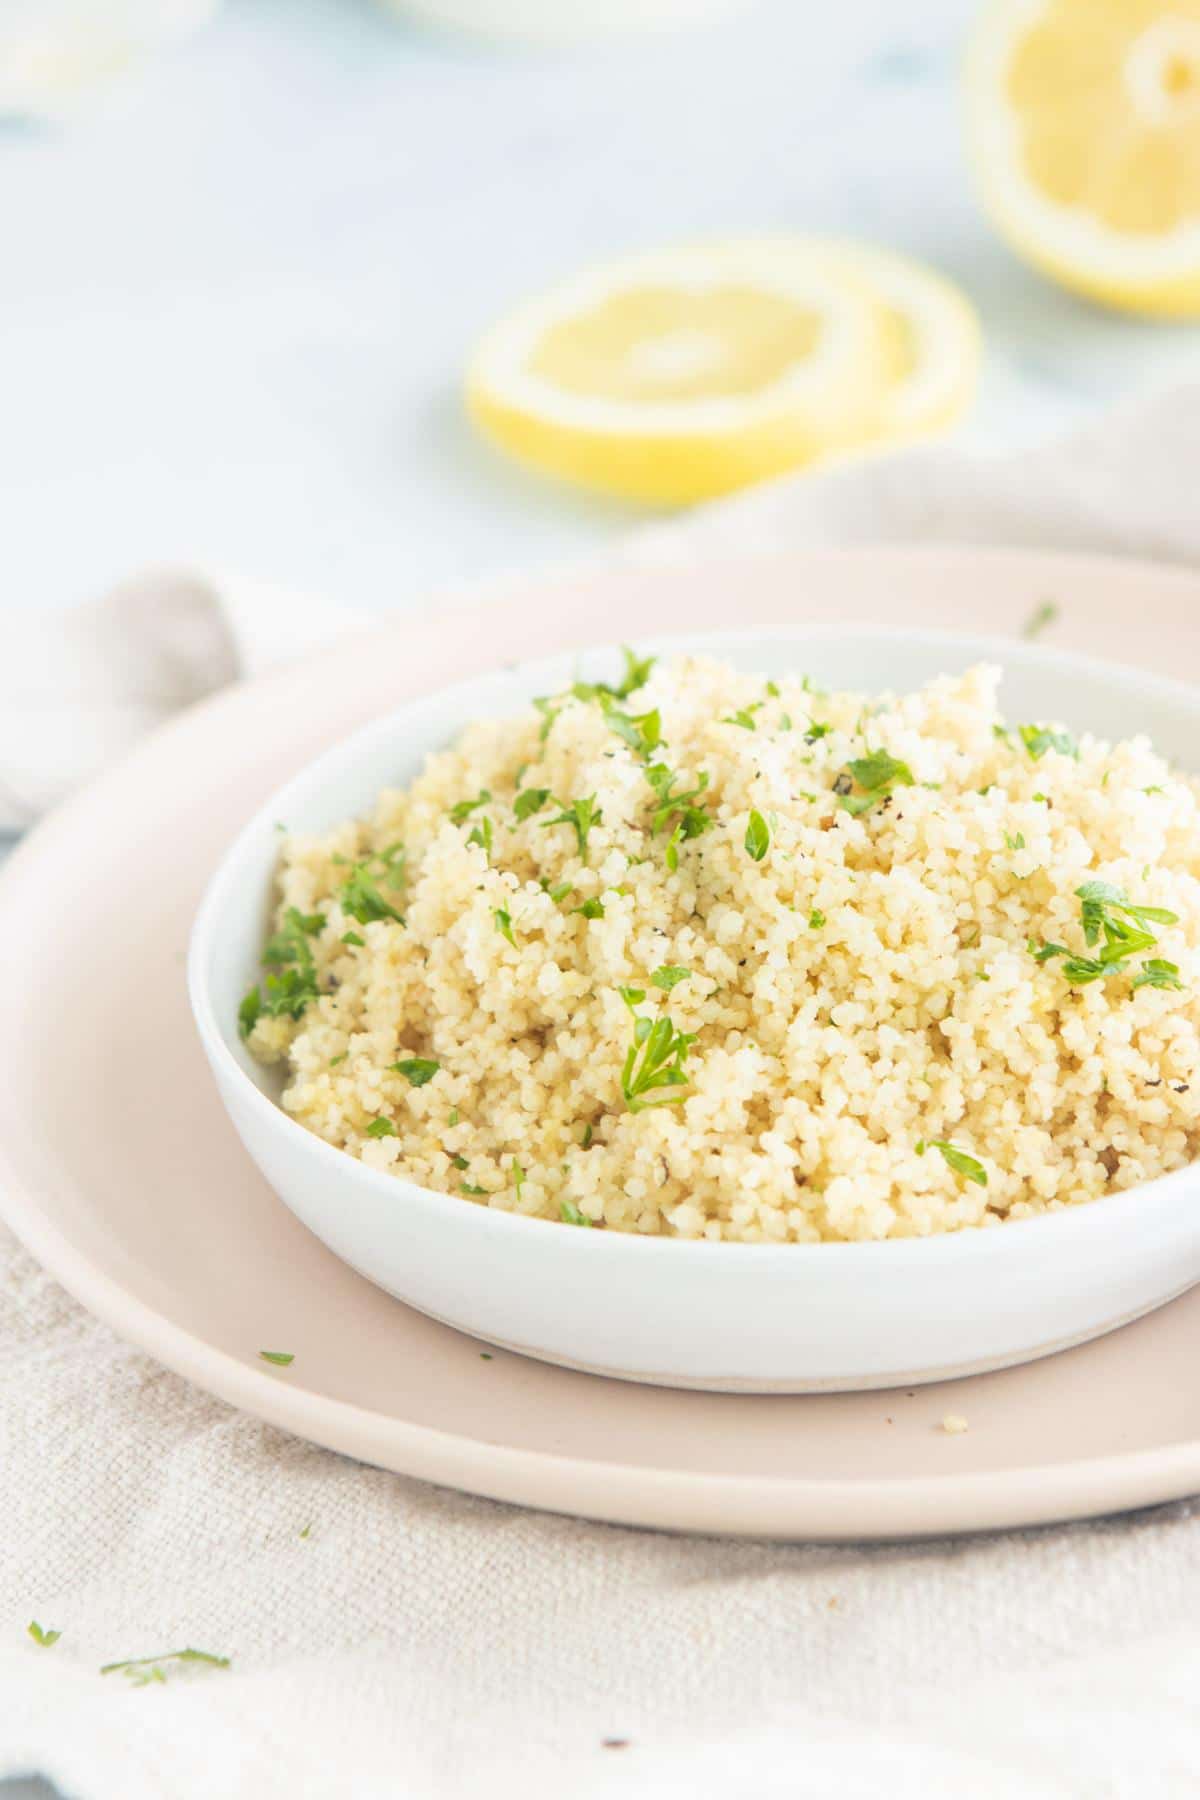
241 651 1200 1241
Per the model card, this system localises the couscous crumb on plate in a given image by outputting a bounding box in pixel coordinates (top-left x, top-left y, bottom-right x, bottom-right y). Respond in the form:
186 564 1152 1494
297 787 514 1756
241 651 1200 1242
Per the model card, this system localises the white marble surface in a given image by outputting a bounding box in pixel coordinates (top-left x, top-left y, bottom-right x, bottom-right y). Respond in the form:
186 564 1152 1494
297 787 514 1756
4 0 1200 632
3 5 1200 1794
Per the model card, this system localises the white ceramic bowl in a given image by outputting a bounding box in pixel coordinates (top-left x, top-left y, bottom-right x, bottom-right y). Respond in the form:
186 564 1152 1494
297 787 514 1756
189 626 1200 1392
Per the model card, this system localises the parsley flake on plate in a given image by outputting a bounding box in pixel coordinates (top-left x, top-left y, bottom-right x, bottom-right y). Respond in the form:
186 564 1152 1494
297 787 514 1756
259 1350 295 1365
1022 600 1059 640
27 1622 61 1648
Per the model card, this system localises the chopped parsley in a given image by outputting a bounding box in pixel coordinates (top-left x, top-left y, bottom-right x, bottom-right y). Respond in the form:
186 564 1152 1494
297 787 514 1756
340 862 404 926
467 815 493 860
834 750 914 816
259 1350 294 1365
809 909 826 930
610 645 656 698
574 896 605 920
650 966 691 992
620 1001 694 1113
1031 881 1182 989
461 1182 487 1196
645 763 711 845
1017 724 1078 761
329 1052 348 1067
513 786 551 821
365 1117 397 1137
605 703 662 758
494 906 516 946
561 1198 592 1227
27 1622 60 1648
341 930 365 947
1131 958 1185 992
744 809 771 862
533 697 562 743
542 879 574 903
512 1162 526 1202
571 646 656 706
1077 880 1178 941
263 908 324 959
239 904 326 1034
449 789 491 825
391 1058 440 1087
918 1140 988 1188
1022 599 1059 640
1004 832 1026 852
804 721 832 743
542 794 603 862
723 702 763 731
101 1648 231 1686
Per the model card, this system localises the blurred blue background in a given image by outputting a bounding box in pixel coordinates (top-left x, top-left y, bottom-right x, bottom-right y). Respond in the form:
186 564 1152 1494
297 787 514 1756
1 0 1197 606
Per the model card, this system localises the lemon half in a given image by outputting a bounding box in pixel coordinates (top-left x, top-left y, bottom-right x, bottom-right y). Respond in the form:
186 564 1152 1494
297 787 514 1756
968 0 1200 315
467 240 979 505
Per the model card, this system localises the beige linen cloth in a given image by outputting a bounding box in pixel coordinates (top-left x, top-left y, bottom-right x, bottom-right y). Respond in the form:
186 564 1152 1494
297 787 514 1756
4 385 1200 1800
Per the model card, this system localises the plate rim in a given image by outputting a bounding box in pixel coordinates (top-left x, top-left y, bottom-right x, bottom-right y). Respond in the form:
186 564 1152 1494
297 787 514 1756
5 541 1200 1540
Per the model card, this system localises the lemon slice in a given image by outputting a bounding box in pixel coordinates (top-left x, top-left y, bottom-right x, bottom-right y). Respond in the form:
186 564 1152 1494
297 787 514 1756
813 243 980 444
466 242 892 505
968 0 1200 315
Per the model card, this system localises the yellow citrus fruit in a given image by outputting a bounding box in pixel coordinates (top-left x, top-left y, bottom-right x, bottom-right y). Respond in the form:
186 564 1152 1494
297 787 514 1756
810 242 981 445
467 240 978 505
967 0 1200 316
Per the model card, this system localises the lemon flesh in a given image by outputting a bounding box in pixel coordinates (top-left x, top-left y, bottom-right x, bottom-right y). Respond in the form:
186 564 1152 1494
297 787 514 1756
969 0 1200 315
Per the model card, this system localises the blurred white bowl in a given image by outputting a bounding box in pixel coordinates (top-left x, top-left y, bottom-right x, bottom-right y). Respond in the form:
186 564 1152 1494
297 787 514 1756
380 0 752 46
189 626 1200 1393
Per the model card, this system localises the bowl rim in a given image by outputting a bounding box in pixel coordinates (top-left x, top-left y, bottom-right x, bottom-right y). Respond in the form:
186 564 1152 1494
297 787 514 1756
188 619 1200 1264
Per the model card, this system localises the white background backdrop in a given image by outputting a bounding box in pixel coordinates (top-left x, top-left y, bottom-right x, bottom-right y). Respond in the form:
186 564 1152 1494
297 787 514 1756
5 3 1200 1792
4 0 1200 629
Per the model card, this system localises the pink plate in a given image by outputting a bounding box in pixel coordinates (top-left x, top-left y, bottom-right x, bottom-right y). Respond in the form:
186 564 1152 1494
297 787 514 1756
3 545 1200 1539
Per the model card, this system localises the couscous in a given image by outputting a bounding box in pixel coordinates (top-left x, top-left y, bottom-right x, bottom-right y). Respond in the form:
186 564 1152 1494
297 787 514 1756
240 650 1200 1242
